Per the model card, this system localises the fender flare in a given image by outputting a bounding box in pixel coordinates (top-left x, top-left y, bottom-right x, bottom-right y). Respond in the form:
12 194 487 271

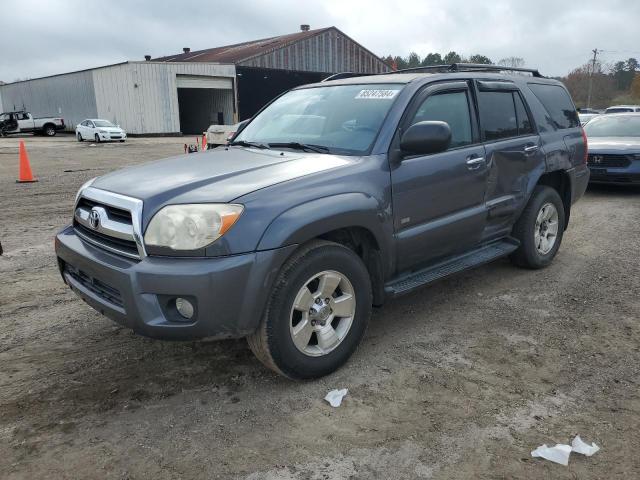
257 193 390 255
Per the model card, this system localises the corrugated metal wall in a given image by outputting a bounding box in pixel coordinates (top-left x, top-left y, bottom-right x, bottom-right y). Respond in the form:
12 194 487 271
92 62 236 134
0 70 98 130
238 29 389 74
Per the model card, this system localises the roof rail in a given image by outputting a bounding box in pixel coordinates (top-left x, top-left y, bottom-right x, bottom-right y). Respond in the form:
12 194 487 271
322 72 372 82
392 63 543 77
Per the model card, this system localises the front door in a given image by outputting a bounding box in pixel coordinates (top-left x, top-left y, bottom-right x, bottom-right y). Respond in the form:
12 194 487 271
391 82 488 272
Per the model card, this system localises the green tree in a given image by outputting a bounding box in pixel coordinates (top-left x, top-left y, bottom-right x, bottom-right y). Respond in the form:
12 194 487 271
421 53 443 66
468 54 492 64
407 52 421 68
443 51 462 64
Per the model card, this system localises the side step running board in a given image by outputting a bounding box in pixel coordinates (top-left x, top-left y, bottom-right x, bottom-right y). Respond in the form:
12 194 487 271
385 238 520 297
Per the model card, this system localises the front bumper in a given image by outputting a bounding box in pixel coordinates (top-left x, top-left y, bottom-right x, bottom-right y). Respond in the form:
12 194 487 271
99 132 127 141
55 226 295 340
588 163 640 184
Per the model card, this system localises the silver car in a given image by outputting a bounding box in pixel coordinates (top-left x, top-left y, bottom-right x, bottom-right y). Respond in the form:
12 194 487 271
584 113 640 184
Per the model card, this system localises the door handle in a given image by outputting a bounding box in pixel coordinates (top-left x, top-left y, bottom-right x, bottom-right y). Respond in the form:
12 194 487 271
524 145 539 155
466 157 485 170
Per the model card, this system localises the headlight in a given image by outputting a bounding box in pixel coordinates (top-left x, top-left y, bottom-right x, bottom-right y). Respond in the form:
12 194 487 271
144 204 243 250
99 130 108 134
75 177 96 203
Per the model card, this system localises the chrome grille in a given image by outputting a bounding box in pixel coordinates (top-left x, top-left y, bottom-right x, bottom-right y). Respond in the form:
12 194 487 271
587 154 631 168
72 187 145 259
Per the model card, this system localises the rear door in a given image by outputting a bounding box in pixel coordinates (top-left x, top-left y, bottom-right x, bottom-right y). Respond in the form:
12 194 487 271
475 81 545 240
391 81 488 272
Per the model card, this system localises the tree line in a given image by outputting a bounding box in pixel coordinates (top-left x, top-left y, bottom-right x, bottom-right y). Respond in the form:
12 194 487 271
562 58 640 108
381 51 525 70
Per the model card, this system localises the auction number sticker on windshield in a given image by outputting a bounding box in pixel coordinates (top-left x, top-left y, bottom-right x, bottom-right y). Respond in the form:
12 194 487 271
355 89 399 100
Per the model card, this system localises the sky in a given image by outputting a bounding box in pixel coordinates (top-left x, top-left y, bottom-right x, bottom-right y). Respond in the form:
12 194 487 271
2 0 640 82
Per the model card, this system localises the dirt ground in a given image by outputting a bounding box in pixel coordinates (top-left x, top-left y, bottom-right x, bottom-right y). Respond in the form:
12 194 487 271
1 134 639 479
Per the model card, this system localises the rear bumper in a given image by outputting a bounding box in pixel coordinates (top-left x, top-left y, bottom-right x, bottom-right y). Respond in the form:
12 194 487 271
568 164 590 203
55 226 296 340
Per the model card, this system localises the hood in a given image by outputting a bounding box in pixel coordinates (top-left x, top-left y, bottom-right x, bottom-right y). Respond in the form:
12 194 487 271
98 126 124 133
91 146 352 206
587 136 640 154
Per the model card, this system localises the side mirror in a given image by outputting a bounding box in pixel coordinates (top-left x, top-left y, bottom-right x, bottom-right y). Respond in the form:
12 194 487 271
400 121 451 156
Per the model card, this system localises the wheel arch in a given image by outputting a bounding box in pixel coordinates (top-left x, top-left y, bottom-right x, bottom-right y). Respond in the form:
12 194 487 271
257 193 390 305
535 170 572 229
42 122 56 134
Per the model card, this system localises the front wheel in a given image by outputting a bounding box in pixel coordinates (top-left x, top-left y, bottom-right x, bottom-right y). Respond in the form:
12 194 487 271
510 185 565 269
248 240 372 379
77 132 83 142
94 133 100 143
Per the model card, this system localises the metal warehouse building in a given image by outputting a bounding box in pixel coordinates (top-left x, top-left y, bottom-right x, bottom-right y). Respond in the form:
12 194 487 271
0 26 389 135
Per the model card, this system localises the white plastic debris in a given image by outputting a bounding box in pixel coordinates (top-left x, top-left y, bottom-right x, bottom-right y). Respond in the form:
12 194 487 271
324 388 348 408
571 435 600 457
531 444 572 466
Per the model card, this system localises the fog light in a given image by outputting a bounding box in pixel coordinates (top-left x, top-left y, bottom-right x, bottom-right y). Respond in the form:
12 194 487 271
175 297 194 319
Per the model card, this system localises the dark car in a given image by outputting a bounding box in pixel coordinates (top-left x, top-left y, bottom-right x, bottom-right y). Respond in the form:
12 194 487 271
584 113 640 184
55 64 589 379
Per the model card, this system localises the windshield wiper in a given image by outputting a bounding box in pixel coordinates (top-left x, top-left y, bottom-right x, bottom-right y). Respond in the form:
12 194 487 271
229 140 269 149
268 142 331 153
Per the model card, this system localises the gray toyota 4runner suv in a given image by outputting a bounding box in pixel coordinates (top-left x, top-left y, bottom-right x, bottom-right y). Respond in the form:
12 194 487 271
55 64 589 379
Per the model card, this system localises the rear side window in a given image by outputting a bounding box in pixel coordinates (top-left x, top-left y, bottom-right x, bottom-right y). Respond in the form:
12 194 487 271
514 93 534 135
528 83 579 129
478 91 518 140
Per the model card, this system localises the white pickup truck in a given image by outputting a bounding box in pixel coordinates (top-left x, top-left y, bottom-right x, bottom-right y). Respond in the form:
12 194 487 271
0 111 65 136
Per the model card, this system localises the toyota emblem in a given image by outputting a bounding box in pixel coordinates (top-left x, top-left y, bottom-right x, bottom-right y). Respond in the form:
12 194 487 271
89 209 100 230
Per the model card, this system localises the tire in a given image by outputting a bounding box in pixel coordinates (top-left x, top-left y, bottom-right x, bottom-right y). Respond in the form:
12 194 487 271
43 124 56 136
77 132 83 142
510 186 565 269
94 133 100 143
248 240 372 380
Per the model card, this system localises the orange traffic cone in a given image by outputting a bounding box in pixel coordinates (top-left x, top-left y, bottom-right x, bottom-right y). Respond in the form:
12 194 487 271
202 134 207 151
17 140 37 183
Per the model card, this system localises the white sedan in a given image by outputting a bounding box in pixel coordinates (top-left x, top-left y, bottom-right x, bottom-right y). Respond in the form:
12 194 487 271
76 119 127 142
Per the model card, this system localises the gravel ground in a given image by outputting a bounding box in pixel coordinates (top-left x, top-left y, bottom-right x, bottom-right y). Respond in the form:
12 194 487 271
1 135 639 479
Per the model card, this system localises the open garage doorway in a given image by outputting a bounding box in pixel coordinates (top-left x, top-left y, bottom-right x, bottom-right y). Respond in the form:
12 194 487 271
236 67 327 120
176 75 235 134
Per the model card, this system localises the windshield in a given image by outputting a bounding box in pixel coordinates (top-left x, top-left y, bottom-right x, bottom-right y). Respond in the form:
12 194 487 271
584 115 640 137
93 120 115 127
233 84 403 154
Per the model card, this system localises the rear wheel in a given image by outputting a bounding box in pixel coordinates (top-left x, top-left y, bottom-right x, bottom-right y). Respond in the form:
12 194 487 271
248 240 372 379
44 124 56 136
510 186 565 269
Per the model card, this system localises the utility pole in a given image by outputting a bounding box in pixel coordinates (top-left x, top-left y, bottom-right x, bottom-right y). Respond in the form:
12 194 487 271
586 48 599 109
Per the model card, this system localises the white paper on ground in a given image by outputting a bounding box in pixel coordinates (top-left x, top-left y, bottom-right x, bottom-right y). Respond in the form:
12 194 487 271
571 435 600 456
531 444 572 466
324 388 348 407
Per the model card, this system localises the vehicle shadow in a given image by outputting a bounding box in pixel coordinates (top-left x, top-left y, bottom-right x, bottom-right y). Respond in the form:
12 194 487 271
587 183 640 195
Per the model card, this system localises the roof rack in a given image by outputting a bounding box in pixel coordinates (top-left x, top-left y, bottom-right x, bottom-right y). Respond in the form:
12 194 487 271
391 63 543 77
322 72 371 82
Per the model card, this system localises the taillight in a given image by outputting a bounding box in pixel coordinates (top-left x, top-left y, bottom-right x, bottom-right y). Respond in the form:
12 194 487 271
581 127 588 164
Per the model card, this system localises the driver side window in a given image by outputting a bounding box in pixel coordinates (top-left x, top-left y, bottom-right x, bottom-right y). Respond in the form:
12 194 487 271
410 91 473 148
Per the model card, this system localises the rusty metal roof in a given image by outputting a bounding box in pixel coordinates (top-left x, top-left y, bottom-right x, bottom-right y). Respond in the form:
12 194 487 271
153 27 333 64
